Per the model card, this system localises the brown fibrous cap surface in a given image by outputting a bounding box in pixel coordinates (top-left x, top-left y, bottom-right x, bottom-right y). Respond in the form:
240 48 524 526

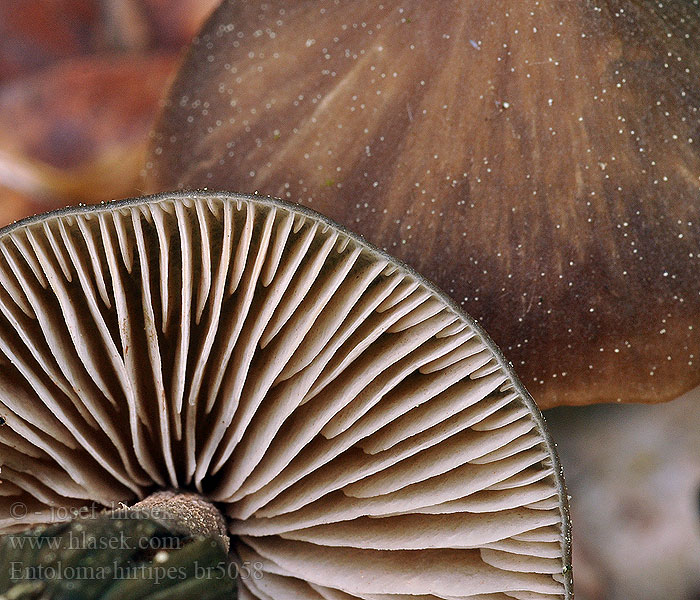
146 0 700 408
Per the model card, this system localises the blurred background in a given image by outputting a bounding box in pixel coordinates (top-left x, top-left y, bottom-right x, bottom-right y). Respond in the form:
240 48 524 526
549 392 700 600
0 2 698 599
0 0 218 226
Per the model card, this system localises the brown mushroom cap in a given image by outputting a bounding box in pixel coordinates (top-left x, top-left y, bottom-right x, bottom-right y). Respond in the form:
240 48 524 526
0 192 571 598
145 0 700 409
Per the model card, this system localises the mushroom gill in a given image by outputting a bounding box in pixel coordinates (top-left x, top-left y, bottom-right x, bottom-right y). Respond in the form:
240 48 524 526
0 193 571 598
145 0 700 409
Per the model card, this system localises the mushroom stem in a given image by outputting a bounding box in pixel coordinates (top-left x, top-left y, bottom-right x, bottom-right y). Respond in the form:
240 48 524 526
130 490 230 551
0 491 237 598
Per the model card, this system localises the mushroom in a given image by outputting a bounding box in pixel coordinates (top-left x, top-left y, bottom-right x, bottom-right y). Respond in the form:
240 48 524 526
145 0 700 409
0 192 572 598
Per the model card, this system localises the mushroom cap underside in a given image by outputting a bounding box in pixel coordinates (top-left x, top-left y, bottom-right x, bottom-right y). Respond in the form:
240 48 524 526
0 192 571 599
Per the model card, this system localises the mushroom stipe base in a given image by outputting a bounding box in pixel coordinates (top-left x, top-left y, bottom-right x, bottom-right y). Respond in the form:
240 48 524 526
0 491 236 599
0 191 572 599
